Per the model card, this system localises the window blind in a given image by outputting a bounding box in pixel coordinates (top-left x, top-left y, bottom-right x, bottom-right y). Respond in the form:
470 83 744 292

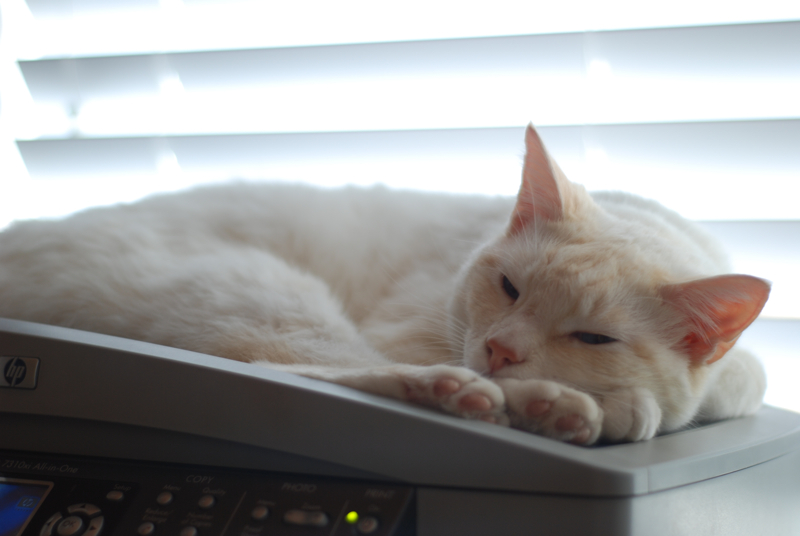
0 0 798 409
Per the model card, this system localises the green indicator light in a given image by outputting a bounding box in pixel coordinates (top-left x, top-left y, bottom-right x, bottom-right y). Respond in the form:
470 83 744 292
346 511 359 524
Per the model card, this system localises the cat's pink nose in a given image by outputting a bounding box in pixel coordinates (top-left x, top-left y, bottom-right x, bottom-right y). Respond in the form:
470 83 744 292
486 338 522 373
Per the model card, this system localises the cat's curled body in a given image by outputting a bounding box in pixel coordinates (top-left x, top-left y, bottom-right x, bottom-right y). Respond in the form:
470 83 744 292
0 126 769 444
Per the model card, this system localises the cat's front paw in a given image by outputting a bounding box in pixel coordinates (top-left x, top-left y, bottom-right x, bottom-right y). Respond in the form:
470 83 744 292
403 365 508 425
495 378 603 445
600 387 661 442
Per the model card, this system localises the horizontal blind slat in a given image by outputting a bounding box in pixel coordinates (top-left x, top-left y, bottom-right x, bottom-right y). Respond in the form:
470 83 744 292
15 22 800 140
14 120 800 220
17 0 800 58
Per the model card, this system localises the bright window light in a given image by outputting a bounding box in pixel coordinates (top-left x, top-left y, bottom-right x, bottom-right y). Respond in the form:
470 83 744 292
12 0 800 58
0 0 798 412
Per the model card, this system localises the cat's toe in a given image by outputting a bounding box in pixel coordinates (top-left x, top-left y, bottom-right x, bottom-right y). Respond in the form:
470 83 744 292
458 392 494 412
571 426 592 445
432 378 461 397
525 399 553 417
405 365 507 424
444 376 507 422
497 378 603 444
548 399 602 445
555 414 585 431
555 415 595 445
601 387 661 442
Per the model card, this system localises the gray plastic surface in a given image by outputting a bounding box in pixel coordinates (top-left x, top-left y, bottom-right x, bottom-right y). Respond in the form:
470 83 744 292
0 412 387 481
2 317 800 499
418 449 800 536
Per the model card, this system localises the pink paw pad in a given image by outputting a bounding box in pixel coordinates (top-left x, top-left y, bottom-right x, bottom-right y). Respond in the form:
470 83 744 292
525 400 553 417
433 378 461 397
556 414 585 432
458 392 493 412
555 414 592 444
571 428 592 444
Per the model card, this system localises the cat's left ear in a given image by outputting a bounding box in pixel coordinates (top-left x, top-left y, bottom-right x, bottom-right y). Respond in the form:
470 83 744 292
508 124 563 235
660 275 771 365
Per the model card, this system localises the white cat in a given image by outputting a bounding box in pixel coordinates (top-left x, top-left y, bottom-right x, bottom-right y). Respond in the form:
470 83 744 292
0 125 769 444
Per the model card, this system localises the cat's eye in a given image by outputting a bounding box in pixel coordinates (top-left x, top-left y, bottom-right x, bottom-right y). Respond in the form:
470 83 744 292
501 275 520 301
573 332 617 345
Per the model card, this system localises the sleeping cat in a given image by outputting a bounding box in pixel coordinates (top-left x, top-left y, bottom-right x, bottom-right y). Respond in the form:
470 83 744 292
0 125 769 445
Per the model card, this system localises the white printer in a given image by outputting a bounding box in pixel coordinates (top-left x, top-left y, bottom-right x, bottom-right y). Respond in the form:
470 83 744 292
1 317 799 536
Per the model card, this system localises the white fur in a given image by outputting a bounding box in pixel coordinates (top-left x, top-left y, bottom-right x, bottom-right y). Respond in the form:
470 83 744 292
0 135 768 444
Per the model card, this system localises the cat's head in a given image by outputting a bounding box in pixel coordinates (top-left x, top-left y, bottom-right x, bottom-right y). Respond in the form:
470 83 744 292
449 125 770 434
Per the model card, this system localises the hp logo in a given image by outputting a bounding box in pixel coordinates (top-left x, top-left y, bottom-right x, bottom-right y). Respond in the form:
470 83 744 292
4 357 26 386
0 356 39 389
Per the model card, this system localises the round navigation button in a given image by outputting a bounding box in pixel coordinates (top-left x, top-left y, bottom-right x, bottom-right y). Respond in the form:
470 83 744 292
84 516 104 536
56 516 84 536
283 509 329 527
68 504 102 517
251 505 269 521
106 491 124 502
137 522 155 536
197 495 215 509
41 512 63 536
357 516 380 534
156 491 173 506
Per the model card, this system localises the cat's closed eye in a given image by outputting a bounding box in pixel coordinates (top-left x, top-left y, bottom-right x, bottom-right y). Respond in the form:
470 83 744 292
501 275 520 301
573 332 617 345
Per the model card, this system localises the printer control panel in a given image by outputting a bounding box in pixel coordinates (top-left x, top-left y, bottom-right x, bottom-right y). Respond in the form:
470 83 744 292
0 451 414 536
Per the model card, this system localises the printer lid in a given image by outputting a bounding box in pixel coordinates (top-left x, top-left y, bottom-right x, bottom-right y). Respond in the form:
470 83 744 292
2 317 799 498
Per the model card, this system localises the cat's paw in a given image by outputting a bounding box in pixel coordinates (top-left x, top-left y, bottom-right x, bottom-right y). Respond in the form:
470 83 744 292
600 387 661 442
494 378 603 445
402 365 508 425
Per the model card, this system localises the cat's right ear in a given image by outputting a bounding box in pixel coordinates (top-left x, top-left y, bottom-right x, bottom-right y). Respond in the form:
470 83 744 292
660 275 771 366
508 125 563 235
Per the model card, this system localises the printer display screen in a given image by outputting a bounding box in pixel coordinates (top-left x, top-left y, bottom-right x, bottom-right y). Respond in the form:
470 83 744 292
0 478 53 536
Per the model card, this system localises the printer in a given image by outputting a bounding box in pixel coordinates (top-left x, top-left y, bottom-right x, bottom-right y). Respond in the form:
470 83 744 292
1 317 799 536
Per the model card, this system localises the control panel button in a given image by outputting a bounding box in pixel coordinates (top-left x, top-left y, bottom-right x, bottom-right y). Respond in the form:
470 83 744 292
179 527 197 536
67 504 102 517
283 510 329 527
357 517 380 534
197 495 215 509
41 513 63 536
250 506 269 521
56 516 84 536
84 516 104 536
137 522 155 536
156 492 173 506
106 491 124 502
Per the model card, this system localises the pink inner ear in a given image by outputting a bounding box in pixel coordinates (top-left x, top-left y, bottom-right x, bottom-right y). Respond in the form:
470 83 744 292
508 125 562 235
660 275 771 365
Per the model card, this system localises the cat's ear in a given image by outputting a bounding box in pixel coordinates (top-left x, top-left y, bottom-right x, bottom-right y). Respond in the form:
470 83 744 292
508 124 563 235
660 275 770 365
